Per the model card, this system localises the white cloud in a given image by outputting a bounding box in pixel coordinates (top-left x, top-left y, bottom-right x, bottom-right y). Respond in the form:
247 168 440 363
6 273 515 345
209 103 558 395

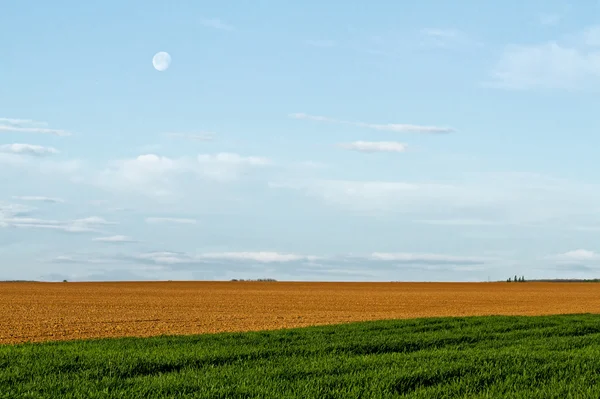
290 113 454 133
0 143 58 156
134 251 316 265
539 13 561 26
0 203 35 217
295 160 328 169
93 235 136 243
195 153 271 182
0 151 81 176
135 251 198 265
554 249 600 262
165 132 214 141
306 39 336 48
417 219 509 226
338 141 407 153
199 252 318 263
269 179 472 212
97 152 272 195
269 172 600 225
0 118 71 136
200 18 233 31
0 118 47 126
488 25 600 90
0 215 114 233
13 196 64 203
419 28 478 49
145 217 197 225
368 252 488 265
196 152 270 166
73 216 114 225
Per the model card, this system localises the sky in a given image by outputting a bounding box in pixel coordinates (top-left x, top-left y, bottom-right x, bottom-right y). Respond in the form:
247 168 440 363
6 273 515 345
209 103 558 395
3 1 600 282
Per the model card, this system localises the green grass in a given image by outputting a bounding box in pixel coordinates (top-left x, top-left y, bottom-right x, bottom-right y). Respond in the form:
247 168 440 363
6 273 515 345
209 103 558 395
3 314 600 398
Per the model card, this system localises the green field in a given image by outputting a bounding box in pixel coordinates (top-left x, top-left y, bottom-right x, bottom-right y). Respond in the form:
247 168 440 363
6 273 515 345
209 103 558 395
3 314 600 398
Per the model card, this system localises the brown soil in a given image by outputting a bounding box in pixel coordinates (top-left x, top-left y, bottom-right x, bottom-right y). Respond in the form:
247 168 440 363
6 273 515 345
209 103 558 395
3 281 600 344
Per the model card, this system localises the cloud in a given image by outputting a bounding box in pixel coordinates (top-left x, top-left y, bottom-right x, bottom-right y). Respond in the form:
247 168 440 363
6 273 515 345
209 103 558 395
305 39 336 48
49 255 120 265
200 18 234 31
199 252 318 263
289 113 454 133
295 160 328 169
135 251 197 265
270 172 600 225
92 235 136 243
539 13 561 26
12 196 64 203
0 143 59 156
196 152 270 166
50 249 492 277
419 28 478 49
0 150 81 176
488 25 600 90
97 155 186 197
367 252 488 265
145 217 197 225
416 219 510 226
338 141 407 153
269 179 470 213
0 212 115 233
131 251 317 266
97 152 272 196
0 118 71 136
165 132 214 141
0 118 47 126
554 249 600 262
545 249 600 272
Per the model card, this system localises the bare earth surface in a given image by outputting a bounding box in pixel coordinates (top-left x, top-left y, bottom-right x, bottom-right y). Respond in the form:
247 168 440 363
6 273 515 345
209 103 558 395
3 281 600 344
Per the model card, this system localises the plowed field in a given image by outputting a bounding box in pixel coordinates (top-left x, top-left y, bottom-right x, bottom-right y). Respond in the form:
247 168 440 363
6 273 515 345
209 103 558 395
3 281 600 344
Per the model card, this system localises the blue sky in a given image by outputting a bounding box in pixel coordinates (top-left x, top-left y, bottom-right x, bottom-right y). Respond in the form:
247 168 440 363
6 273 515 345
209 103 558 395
3 1 600 282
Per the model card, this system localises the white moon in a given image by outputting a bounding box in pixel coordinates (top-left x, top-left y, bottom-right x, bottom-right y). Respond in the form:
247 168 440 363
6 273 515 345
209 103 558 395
152 52 171 71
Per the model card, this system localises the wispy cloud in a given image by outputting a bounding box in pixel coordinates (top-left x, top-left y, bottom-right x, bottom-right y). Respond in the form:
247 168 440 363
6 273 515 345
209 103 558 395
0 118 71 136
196 152 270 166
553 249 600 262
305 39 336 48
165 132 214 141
290 112 454 133
96 152 272 196
0 214 115 233
269 172 600 225
0 143 59 156
488 25 600 90
200 18 234 31
0 203 35 217
417 219 510 226
198 252 319 263
367 252 489 265
419 28 479 49
539 13 561 26
145 217 197 225
338 141 407 153
12 196 64 203
92 235 136 243
0 118 47 126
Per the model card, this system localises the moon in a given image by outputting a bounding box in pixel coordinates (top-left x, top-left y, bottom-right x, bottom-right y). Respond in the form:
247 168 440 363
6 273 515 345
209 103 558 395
152 52 171 72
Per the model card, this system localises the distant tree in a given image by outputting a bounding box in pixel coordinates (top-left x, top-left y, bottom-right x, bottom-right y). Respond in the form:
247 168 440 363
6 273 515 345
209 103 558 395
521 276 525 282
63 279 68 283
508 277 512 282
514 275 518 283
